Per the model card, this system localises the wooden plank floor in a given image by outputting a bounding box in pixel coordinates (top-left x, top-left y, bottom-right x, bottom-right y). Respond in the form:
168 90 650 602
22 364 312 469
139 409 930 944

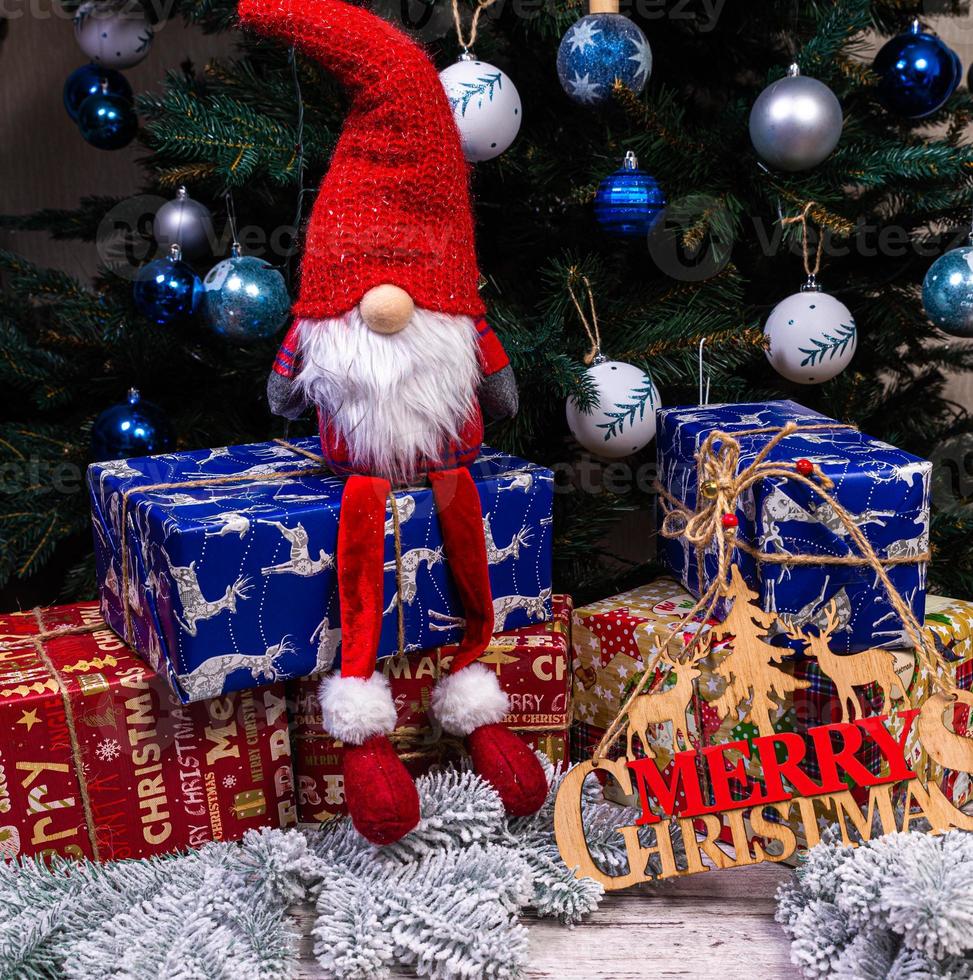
294 864 797 979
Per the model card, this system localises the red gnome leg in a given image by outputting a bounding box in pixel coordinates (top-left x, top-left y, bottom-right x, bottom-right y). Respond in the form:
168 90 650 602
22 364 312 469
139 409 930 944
428 468 548 817
319 474 420 846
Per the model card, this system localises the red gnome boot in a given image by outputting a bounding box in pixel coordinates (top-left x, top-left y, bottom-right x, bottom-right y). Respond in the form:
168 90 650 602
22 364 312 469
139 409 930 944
320 475 420 846
428 469 549 817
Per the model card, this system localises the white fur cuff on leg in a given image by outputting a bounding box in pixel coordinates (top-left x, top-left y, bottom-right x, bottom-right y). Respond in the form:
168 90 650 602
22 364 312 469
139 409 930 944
431 664 509 738
319 673 397 746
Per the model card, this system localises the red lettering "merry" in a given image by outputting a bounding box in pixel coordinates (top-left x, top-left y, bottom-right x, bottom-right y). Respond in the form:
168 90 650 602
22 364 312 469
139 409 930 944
629 711 919 824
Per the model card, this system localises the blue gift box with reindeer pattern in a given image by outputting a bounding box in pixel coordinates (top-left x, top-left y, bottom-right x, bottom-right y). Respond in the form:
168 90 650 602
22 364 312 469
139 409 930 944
656 401 931 653
87 438 554 703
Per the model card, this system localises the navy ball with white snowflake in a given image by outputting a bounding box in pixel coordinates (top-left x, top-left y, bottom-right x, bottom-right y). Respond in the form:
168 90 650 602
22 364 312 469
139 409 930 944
557 13 651 108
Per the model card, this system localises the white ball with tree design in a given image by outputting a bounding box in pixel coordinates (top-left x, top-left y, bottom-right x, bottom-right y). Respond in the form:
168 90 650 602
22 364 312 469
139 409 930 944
566 359 661 458
764 285 857 385
440 56 521 163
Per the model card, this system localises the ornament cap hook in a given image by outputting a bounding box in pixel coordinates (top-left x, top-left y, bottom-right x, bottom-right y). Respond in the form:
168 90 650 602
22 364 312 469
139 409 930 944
99 78 109 94
126 387 141 406
592 352 608 365
622 150 639 171
168 243 183 261
176 186 189 200
458 48 475 62
230 241 243 258
910 16 922 34
801 274 823 293
786 63 801 77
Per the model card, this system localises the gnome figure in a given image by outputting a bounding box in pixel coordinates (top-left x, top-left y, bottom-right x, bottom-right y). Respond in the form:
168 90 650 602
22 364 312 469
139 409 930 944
239 0 549 844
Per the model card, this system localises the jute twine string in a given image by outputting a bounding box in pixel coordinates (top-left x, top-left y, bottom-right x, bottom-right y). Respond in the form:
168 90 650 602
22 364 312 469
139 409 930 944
566 272 603 366
783 201 825 280
117 439 407 657
9 615 105 858
451 0 499 52
593 421 945 762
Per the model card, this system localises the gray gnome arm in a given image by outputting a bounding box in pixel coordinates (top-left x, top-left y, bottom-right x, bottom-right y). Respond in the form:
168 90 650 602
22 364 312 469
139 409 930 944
267 371 309 421
479 364 519 420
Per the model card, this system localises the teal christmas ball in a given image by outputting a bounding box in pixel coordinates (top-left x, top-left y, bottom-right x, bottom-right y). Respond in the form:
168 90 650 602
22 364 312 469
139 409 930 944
64 63 131 122
133 246 203 325
874 21 961 119
923 246 973 337
91 388 173 461
557 13 651 107
77 86 137 150
203 249 290 343
594 151 665 239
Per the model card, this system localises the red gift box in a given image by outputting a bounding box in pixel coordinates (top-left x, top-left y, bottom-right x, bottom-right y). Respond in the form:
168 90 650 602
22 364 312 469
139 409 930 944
0 603 296 862
289 596 572 823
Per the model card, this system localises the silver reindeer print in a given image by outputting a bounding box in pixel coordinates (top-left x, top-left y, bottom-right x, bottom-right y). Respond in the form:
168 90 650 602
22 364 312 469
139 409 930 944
259 521 334 577
430 587 552 633
383 546 445 615
199 512 252 539
162 547 253 637
311 616 342 673
483 515 534 565
176 636 296 700
385 495 416 535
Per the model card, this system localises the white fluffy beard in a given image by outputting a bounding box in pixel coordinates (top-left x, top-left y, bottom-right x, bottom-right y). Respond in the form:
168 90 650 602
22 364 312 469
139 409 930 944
294 307 481 483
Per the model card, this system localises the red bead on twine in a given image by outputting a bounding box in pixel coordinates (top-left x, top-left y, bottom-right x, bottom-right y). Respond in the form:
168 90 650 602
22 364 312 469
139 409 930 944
796 458 814 477
721 513 739 529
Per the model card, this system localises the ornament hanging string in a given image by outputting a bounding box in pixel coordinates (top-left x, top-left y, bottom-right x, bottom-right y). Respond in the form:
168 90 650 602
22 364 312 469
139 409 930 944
224 190 240 247
782 201 825 280
451 0 500 52
286 43 308 289
595 421 946 761
566 271 603 365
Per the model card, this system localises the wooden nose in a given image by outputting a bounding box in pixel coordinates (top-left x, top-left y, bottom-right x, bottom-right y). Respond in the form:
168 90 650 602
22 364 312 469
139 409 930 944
359 285 414 334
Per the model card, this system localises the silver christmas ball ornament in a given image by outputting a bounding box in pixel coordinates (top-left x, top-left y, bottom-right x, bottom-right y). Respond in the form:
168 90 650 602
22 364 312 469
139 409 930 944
749 65 843 172
153 186 215 260
923 245 973 338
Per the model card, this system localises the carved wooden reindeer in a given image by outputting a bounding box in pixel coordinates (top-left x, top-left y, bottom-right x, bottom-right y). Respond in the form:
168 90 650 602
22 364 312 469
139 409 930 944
782 601 907 723
625 640 709 760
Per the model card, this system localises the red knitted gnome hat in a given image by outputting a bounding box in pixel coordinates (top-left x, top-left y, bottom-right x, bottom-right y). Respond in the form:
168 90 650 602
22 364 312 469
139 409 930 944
239 0 485 319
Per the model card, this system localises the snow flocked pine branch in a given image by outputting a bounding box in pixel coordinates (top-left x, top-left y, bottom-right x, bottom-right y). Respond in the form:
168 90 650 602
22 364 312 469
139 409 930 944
776 828 973 979
0 760 646 980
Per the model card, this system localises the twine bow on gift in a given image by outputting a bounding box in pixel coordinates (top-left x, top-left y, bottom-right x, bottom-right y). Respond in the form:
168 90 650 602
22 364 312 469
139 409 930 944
593 421 947 762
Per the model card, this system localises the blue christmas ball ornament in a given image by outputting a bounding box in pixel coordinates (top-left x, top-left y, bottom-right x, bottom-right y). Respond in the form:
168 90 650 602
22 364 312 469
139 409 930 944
202 245 290 343
63 63 132 122
874 20 961 119
133 245 203 325
77 81 137 150
594 151 665 239
91 388 174 461
557 12 651 107
923 244 973 337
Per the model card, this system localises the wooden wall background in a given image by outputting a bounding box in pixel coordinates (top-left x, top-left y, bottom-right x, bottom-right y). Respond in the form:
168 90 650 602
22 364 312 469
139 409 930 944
0 7 970 412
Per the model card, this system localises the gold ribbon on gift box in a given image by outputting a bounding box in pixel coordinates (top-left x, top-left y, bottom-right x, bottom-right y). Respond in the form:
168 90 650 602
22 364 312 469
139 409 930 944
115 439 411 656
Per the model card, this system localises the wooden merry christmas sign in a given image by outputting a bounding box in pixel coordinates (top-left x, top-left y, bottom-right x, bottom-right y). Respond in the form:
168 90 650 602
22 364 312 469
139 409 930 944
555 423 973 890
